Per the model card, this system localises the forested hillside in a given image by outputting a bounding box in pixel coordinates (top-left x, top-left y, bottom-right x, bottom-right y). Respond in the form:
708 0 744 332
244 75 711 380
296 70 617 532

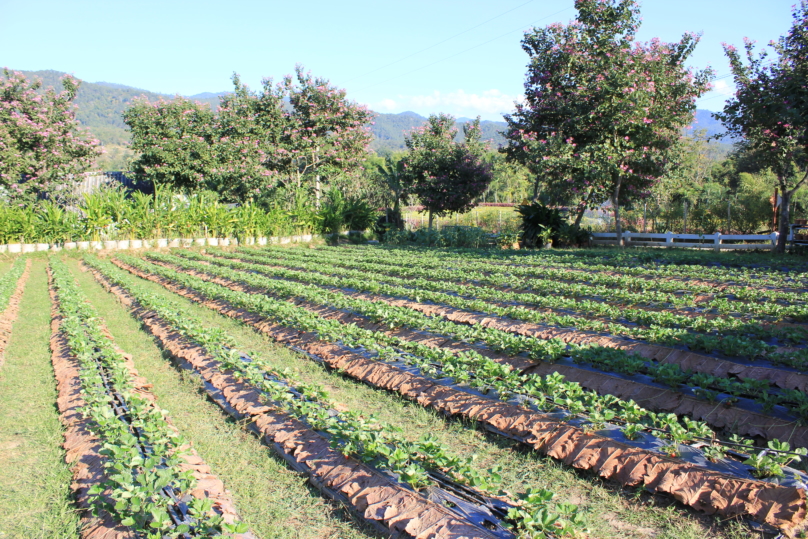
9 69 730 157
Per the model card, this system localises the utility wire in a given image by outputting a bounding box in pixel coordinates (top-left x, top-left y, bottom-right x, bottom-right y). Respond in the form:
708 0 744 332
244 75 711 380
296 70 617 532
355 6 574 93
345 0 539 84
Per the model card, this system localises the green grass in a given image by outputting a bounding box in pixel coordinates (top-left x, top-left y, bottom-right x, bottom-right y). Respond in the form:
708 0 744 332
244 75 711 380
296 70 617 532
0 259 81 539
71 255 755 539
66 257 376 539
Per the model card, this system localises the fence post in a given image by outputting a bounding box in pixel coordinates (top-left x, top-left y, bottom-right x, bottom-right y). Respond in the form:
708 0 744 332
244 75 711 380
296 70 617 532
771 232 778 252
714 233 721 253
624 231 631 246
666 232 673 248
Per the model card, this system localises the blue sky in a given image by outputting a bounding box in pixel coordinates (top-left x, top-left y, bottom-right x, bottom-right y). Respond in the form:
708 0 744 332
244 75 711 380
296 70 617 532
0 0 796 120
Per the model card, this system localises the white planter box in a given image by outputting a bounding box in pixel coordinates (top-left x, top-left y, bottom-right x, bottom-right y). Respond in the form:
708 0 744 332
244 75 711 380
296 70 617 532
103 240 117 250
220 238 231 246
270 236 279 244
194 238 206 246
0 245 7 253
51 244 62 252
22 244 36 253
302 234 313 242
291 235 302 243
156 239 168 248
257 237 268 246
77 241 90 250
90 241 103 250
181 238 193 248
36 243 50 251
207 238 219 246
117 240 130 250
168 239 180 248
64 242 77 250
7 244 21 253
243 237 255 246
280 237 291 244
142 239 153 248
131 240 143 249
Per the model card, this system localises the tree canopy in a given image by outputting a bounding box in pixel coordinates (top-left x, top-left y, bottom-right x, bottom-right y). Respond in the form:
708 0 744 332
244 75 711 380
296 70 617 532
0 69 102 204
503 0 712 237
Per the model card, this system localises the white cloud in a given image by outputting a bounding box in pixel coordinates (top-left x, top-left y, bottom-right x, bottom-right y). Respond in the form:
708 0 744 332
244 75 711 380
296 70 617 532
712 79 735 96
372 89 524 121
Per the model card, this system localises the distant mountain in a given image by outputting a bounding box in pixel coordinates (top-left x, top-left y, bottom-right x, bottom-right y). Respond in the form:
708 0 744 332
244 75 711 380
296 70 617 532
369 111 508 153
5 69 734 156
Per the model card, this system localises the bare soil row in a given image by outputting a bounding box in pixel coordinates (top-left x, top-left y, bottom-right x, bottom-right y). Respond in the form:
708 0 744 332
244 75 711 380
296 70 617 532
110 257 808 536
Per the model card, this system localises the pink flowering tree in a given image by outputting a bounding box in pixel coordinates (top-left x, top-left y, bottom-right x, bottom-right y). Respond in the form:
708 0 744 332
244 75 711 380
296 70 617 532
212 73 286 202
124 96 216 191
401 114 494 229
503 0 712 239
715 2 808 252
266 65 374 207
0 69 102 204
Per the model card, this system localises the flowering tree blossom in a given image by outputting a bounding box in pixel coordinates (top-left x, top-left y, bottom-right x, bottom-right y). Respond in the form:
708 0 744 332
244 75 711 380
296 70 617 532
0 69 102 204
212 73 286 202
715 2 808 252
124 66 372 204
123 96 216 191
503 0 712 239
267 65 374 207
401 113 493 228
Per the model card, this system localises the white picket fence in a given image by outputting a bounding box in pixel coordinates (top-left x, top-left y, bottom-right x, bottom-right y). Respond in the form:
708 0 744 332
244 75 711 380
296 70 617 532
590 231 782 251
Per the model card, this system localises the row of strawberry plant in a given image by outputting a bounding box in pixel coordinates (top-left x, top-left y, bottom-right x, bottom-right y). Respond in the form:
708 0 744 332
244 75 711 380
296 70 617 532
338 245 808 290
161 251 808 436
49 257 247 538
259 246 807 320
124 253 808 480
198 249 808 389
113 254 808 536
88 254 587 538
311 245 808 310
233 248 804 364
0 257 27 313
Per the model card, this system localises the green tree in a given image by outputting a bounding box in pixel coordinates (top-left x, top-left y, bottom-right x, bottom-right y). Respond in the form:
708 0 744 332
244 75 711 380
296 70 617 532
715 2 808 252
503 0 712 240
401 114 494 229
0 69 102 204
123 97 216 191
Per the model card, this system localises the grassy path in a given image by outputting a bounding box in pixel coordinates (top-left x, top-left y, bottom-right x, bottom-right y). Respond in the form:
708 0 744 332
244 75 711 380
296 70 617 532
75 256 754 539
68 258 374 539
0 259 80 539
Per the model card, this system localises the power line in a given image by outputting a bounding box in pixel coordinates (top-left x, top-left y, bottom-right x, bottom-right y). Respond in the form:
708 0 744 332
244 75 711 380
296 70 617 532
355 6 575 93
345 0 540 84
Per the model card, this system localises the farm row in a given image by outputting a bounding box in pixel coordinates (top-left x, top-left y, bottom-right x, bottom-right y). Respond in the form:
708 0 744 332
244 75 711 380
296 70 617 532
0 246 806 539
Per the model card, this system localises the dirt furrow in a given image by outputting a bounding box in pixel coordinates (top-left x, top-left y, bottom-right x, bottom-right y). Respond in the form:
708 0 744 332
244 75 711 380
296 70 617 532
160 261 808 448
218 253 808 390
48 270 249 538
111 258 808 536
0 259 31 366
90 265 502 539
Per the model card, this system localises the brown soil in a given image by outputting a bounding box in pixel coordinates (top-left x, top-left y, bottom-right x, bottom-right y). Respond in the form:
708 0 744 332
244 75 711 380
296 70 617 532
90 265 502 539
0 259 31 367
48 269 251 538
221 253 808 388
112 258 808 536
161 260 808 447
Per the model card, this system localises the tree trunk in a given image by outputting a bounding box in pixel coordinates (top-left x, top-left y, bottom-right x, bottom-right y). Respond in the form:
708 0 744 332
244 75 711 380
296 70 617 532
574 187 595 227
428 209 434 231
612 179 623 247
777 186 790 253
727 198 731 234
315 175 321 210
532 175 541 202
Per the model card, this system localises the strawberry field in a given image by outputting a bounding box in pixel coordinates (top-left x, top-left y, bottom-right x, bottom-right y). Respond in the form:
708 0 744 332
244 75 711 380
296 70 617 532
1 245 808 539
